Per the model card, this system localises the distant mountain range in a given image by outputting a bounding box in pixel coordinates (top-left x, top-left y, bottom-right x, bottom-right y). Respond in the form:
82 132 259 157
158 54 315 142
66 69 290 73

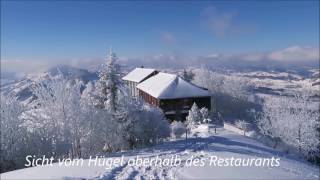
1 65 98 105
1 64 319 105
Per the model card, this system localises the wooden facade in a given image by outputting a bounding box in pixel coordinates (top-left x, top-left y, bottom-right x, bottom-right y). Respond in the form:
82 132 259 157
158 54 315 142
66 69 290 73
139 90 160 106
139 89 211 122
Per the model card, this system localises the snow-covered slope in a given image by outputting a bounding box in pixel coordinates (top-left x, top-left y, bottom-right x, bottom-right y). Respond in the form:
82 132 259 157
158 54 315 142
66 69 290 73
1 65 98 105
227 70 319 97
2 126 318 180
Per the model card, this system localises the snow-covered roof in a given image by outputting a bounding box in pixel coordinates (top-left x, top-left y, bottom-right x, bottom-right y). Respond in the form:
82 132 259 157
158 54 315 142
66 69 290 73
122 68 157 83
137 72 211 99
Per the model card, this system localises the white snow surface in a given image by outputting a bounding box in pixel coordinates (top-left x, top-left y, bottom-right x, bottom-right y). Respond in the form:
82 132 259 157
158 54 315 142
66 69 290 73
2 126 319 180
137 72 211 99
122 68 156 83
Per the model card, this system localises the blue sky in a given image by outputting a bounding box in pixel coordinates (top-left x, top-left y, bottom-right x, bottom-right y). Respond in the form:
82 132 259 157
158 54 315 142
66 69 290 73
1 1 319 70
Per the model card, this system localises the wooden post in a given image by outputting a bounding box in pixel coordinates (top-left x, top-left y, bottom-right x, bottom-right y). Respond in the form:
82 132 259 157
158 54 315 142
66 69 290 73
185 129 188 140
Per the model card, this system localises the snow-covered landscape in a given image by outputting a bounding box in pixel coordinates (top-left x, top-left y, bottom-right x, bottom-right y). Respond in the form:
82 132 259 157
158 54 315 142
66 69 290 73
2 126 319 180
1 1 319 180
1 53 319 179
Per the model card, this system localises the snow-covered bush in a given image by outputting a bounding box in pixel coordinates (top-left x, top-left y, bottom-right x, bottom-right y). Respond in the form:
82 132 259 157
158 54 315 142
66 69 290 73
235 120 250 131
185 104 213 138
139 105 171 144
171 121 186 139
200 107 208 119
186 104 212 128
233 119 251 136
200 107 212 124
185 103 202 128
116 95 170 148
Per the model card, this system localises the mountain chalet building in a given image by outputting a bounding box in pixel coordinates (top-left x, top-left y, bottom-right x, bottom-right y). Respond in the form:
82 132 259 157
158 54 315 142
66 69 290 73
122 68 211 121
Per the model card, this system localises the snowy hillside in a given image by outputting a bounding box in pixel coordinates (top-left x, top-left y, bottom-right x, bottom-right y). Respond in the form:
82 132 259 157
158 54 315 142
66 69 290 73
0 65 98 105
2 126 319 180
238 71 319 96
191 68 319 99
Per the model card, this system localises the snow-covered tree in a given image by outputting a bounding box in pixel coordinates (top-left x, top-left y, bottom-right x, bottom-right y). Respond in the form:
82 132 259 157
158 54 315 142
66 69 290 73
186 103 202 128
85 49 171 152
80 82 109 154
192 66 224 95
117 94 170 147
0 95 27 172
95 49 131 152
87 50 119 152
27 78 86 158
140 105 171 144
98 49 122 112
115 93 143 149
182 69 195 82
81 81 101 107
192 67 258 121
258 93 320 158
193 66 250 100
81 50 171 152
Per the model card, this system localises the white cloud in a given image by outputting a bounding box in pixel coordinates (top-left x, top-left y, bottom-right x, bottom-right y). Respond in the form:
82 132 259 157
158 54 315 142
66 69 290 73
199 46 316 62
117 46 319 70
267 46 319 61
202 6 257 37
202 6 237 37
1 59 52 74
2 46 318 75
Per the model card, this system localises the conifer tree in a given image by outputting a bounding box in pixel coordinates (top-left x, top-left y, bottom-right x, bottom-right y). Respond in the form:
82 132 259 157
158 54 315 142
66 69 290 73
186 103 202 128
98 49 122 112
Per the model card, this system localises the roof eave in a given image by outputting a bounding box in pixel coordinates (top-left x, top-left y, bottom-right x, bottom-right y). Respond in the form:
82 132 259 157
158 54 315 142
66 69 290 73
157 95 212 100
